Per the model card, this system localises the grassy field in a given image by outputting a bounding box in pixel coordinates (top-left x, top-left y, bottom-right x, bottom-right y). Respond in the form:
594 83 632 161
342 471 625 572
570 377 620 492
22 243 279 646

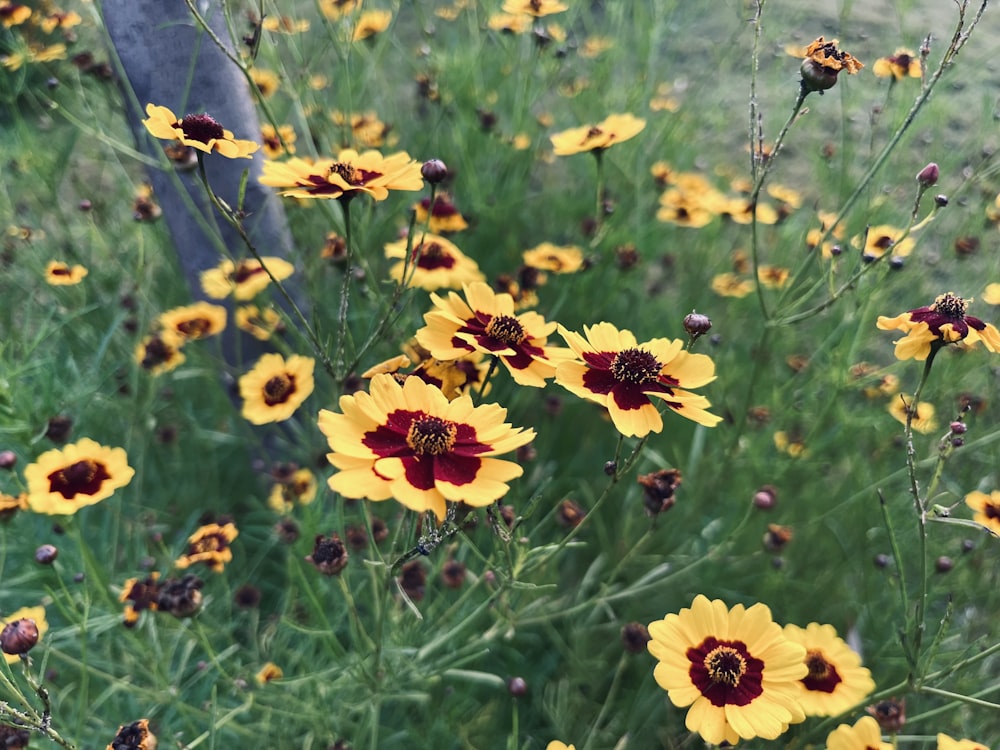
1 1 999 748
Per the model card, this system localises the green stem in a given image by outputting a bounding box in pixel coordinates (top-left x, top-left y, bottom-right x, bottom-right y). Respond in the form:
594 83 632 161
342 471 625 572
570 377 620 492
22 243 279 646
335 197 355 380
918 685 1000 710
581 653 628 750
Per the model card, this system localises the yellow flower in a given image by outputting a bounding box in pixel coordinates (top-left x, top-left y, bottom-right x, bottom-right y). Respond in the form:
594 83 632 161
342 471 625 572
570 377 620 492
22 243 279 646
853 224 915 260
983 283 1000 305
937 733 990 750
175 522 238 572
363 340 490 401
502 0 568 16
249 67 280 98
1 3 31 27
758 265 791 289
825 716 892 750
267 468 318 512
711 272 755 298
782 623 875 716
415 282 569 388
876 293 1000 361
239 353 315 425
261 15 310 33
774 430 808 457
800 37 864 92
25 438 134 515
39 10 81 33
385 233 485 291
157 302 227 342
545 744 575 750
261 124 297 159
412 193 469 233
255 662 283 685
142 103 259 159
873 48 922 80
135 331 186 376
522 243 585 274
964 490 1000 535
260 150 423 202
45 260 88 285
319 0 362 21
235 305 283 340
0 491 28 522
888 395 937 434
647 595 807 745
1 606 48 664
200 256 295 301
487 12 533 34
352 9 391 41
105 719 157 750
556 322 722 437
318 374 535 522
580 36 613 58
331 110 396 149
550 113 646 156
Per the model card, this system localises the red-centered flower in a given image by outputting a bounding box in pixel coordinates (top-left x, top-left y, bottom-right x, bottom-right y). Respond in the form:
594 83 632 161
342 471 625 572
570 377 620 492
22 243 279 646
877 292 1000 361
415 281 569 388
259 149 423 202
647 595 807 745
142 103 259 159
783 622 875 716
555 322 722 437
317 374 535 521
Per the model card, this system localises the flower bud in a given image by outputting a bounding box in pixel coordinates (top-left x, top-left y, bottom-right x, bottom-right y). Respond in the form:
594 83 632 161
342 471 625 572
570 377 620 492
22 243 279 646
867 698 905 732
0 618 39 656
507 676 528 697
753 485 778 510
683 311 712 338
916 162 939 188
934 194 949 207
35 544 58 564
949 421 967 435
935 555 953 573
621 622 651 654
420 159 448 184
800 58 839 92
0 450 15 470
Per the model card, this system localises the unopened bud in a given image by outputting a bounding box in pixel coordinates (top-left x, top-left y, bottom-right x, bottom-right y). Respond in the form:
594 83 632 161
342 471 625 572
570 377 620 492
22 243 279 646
507 676 528 697
935 555 953 573
35 545 58 564
0 450 16 470
683 311 712 338
753 485 778 510
420 159 448 184
0 618 39 656
950 421 967 435
934 194 948 207
916 162 939 188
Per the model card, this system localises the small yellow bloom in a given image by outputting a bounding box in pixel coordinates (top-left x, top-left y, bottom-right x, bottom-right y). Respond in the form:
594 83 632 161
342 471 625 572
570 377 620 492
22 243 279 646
200 257 295 301
502 0 567 16
963 490 1000 535
319 0 362 20
853 224 915 260
142 103 259 159
261 124 297 159
888 395 937 434
157 302 227 342
25 438 134 515
825 716 892 750
711 272 754 298
235 305 283 341
352 10 391 41
268 468 318 512
255 662 283 685
175 522 239 572
239 353 316 425
250 68 280 98
45 260 88 285
550 113 645 155
135 332 186 376
522 242 585 274
757 265 790 289
983 282 1000 305
873 48 922 80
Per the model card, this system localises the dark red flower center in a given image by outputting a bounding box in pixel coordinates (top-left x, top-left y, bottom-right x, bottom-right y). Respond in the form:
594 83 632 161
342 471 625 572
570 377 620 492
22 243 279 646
189 531 228 555
48 459 110 499
263 374 296 405
985 502 1000 520
50 265 71 276
406 415 457 456
141 336 176 369
179 113 225 144
802 649 843 693
232 261 267 284
416 241 456 271
687 636 764 707
931 292 968 319
177 317 211 337
485 314 527 346
610 348 661 384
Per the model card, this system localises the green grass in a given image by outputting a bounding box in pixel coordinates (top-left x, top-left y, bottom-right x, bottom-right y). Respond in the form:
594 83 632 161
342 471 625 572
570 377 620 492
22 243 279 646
2 0 1000 748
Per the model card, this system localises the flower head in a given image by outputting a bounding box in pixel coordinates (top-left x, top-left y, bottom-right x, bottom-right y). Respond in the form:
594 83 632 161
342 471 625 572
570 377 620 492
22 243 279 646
260 150 423 201
502 0 568 16
873 48 921 80
239 353 315 425
142 103 259 159
267 468 318 512
413 194 468 233
854 225 915 261
825 716 892 750
782 623 875 716
120 573 161 626
522 243 585 274
200 257 295 301
937 733 990 750
261 124 297 159
1 606 48 665
415 282 568 387
364 340 490 400
550 113 646 156
105 719 157 750
135 332 186 375
25 438 134 515
318 374 535 522
888 395 937 434
319 0 362 20
800 37 864 92
964 490 1000 535
175 522 238 572
647 595 807 745
45 260 88 285
877 293 1000 361
255 662 283 685
555 322 722 437
385 233 485 291
352 10 392 41
235 305 283 340
156 302 227 342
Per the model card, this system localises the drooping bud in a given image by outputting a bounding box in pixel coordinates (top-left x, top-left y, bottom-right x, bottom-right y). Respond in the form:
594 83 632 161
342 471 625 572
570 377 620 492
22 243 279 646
916 162 939 188
0 618 39 656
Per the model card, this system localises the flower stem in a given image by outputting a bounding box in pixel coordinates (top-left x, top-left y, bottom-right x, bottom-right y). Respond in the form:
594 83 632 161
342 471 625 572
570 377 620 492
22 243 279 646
335 197 355 380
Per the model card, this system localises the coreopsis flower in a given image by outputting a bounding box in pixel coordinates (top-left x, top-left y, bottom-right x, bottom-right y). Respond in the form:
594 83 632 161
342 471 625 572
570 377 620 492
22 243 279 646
853 224 915 260
964 490 1000 535
331 110 396 149
555 322 722 437
545 743 575 750
1 606 47 665
105 719 157 750
261 15 310 33
175 522 238 572
255 662 283 685
873 48 921 80
133 183 162 221
249 67 280 98
267 468 318 512
260 124 297 159
318 0 362 21
260 150 423 202
774 430 808 457
550 113 646 156
782 623 875 716
156 302 227 342
119 573 161 626
888 396 937 434
502 0 567 16
413 194 468 233
318 374 535 522
647 595 807 745
363 340 490 400
722 197 779 225
0 3 30 26
825 716 892 750
937 733 989 750
305 532 349 575
142 103 259 159
415 281 568 387
522 243 585 274
807 210 846 258
352 9 391 41
1 42 66 71
235 305 283 340
200 256 295 301
877 293 1000 361
45 260 88 285
25 438 134 515
239 353 315 425
135 332 186 375
800 37 864 92
487 12 533 34
385 233 485 291
0 491 28 523
983 283 1000 305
